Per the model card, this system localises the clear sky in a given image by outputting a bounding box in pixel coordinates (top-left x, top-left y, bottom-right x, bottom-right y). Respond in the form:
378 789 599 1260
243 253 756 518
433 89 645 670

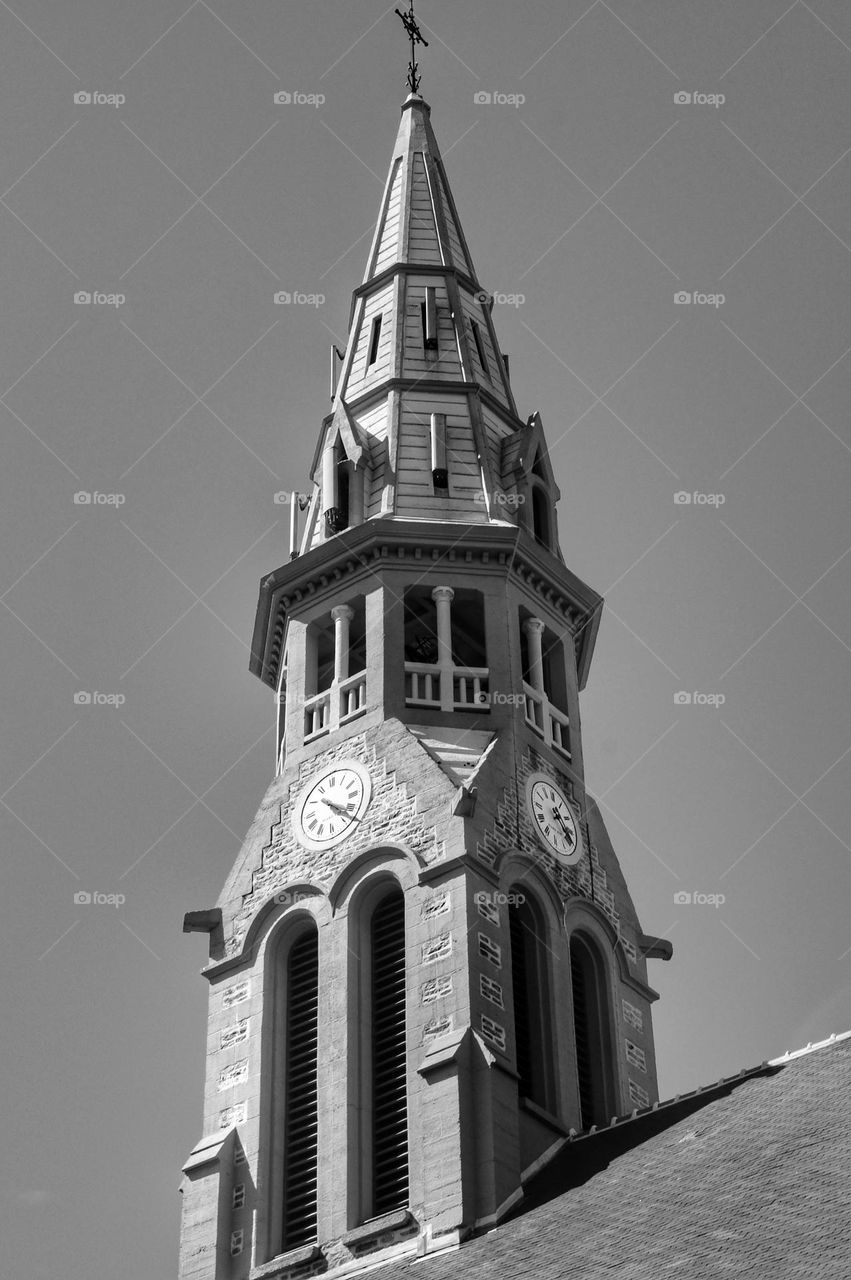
2 1 850 1276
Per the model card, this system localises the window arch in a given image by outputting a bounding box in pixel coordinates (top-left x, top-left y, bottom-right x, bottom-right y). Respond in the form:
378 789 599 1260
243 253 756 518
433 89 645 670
508 887 555 1111
368 886 409 1215
569 932 615 1129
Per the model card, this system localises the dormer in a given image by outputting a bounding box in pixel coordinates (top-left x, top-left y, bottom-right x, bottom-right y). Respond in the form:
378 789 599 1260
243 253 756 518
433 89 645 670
502 411 562 555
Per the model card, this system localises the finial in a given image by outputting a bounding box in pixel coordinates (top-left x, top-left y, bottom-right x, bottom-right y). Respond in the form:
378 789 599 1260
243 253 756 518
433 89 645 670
395 1 428 95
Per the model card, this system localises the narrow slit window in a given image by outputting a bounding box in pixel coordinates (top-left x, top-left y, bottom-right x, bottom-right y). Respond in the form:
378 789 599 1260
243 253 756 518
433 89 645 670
470 319 489 380
370 890 409 1216
282 929 319 1250
422 287 438 350
509 893 553 1110
368 314 382 367
570 933 613 1130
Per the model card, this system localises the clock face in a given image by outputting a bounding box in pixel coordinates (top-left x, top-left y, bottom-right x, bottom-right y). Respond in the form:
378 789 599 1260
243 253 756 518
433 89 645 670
525 772 583 866
292 761 371 850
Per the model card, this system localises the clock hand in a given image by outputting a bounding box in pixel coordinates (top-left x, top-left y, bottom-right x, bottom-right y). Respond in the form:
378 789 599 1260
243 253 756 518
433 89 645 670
554 810 576 847
322 798 359 820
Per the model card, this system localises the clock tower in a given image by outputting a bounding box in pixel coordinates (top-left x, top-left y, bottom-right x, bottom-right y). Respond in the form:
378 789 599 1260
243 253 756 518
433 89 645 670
179 88 672 1280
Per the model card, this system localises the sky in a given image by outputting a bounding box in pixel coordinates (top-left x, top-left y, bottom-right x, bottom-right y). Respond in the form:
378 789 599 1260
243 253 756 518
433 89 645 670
1 1 850 1276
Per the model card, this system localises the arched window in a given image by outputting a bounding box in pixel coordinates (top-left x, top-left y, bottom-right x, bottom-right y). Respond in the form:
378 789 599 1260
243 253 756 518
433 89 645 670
508 888 554 1111
569 932 614 1129
369 888 409 1215
280 925 320 1251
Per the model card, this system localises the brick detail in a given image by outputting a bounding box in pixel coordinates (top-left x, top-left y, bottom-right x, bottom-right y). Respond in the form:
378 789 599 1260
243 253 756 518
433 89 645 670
422 934 452 964
476 897 500 925
622 999 644 1031
222 980 249 1009
220 1019 249 1049
620 936 638 964
423 1016 453 1042
478 932 502 967
421 975 453 1003
219 1102 246 1128
480 973 504 1008
480 1014 507 1051
422 890 451 918
218 1060 249 1091
625 1040 647 1072
629 1079 650 1108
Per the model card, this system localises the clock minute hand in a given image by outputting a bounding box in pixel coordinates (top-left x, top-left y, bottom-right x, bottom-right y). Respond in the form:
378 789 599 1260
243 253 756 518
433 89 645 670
554 809 576 848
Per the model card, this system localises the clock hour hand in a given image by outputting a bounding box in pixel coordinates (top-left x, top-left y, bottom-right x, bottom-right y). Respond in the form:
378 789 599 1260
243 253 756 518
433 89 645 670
322 797 358 820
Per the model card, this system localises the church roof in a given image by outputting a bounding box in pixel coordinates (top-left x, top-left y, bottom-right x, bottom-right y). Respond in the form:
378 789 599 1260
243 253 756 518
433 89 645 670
371 1031 851 1280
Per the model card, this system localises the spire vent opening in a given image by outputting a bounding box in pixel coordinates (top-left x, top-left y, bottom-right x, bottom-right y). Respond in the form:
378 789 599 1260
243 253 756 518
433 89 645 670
368 314 383 367
469 318 489 382
430 412 448 489
422 286 438 351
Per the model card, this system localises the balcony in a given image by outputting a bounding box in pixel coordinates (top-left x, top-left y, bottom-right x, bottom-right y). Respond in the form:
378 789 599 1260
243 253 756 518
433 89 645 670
303 669 367 742
523 682 571 759
405 662 489 712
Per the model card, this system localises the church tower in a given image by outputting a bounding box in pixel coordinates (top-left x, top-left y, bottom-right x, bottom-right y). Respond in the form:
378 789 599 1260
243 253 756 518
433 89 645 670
179 83 672 1280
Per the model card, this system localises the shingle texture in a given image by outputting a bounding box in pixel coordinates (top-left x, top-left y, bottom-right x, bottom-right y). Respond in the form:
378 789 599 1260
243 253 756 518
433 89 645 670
375 1037 851 1280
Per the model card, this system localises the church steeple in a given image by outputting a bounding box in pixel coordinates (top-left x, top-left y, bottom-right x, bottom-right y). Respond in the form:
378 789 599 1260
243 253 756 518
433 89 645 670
180 85 672 1280
299 91 523 555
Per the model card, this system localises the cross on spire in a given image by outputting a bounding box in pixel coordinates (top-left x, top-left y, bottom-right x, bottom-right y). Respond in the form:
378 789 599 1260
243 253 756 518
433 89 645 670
395 1 428 94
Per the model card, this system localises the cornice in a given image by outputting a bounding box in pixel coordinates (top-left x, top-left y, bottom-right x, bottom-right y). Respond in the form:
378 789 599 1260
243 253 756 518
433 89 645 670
250 520 603 692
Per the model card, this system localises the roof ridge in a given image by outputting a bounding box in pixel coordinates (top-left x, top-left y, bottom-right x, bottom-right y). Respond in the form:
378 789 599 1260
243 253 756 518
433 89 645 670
769 1027 851 1064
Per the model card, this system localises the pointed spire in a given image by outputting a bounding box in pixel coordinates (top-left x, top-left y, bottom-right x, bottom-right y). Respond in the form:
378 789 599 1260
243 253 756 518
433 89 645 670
362 93 478 283
301 93 566 552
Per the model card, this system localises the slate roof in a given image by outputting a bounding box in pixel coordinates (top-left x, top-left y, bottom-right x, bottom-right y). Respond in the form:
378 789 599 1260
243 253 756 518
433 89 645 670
376 1032 851 1280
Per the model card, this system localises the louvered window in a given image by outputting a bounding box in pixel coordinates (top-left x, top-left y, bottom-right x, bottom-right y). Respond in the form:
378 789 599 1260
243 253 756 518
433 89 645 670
570 933 611 1130
370 890 409 1215
282 929 319 1249
509 892 552 1110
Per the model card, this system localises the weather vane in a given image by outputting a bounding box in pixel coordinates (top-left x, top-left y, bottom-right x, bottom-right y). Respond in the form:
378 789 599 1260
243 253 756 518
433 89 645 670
395 1 428 95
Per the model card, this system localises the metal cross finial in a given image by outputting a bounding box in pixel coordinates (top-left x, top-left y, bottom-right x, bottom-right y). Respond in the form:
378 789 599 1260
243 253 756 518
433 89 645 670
395 1 428 94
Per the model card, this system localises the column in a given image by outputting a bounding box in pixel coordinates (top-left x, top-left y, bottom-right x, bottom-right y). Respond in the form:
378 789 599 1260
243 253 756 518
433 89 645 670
523 616 549 742
432 586 455 712
331 604 354 726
